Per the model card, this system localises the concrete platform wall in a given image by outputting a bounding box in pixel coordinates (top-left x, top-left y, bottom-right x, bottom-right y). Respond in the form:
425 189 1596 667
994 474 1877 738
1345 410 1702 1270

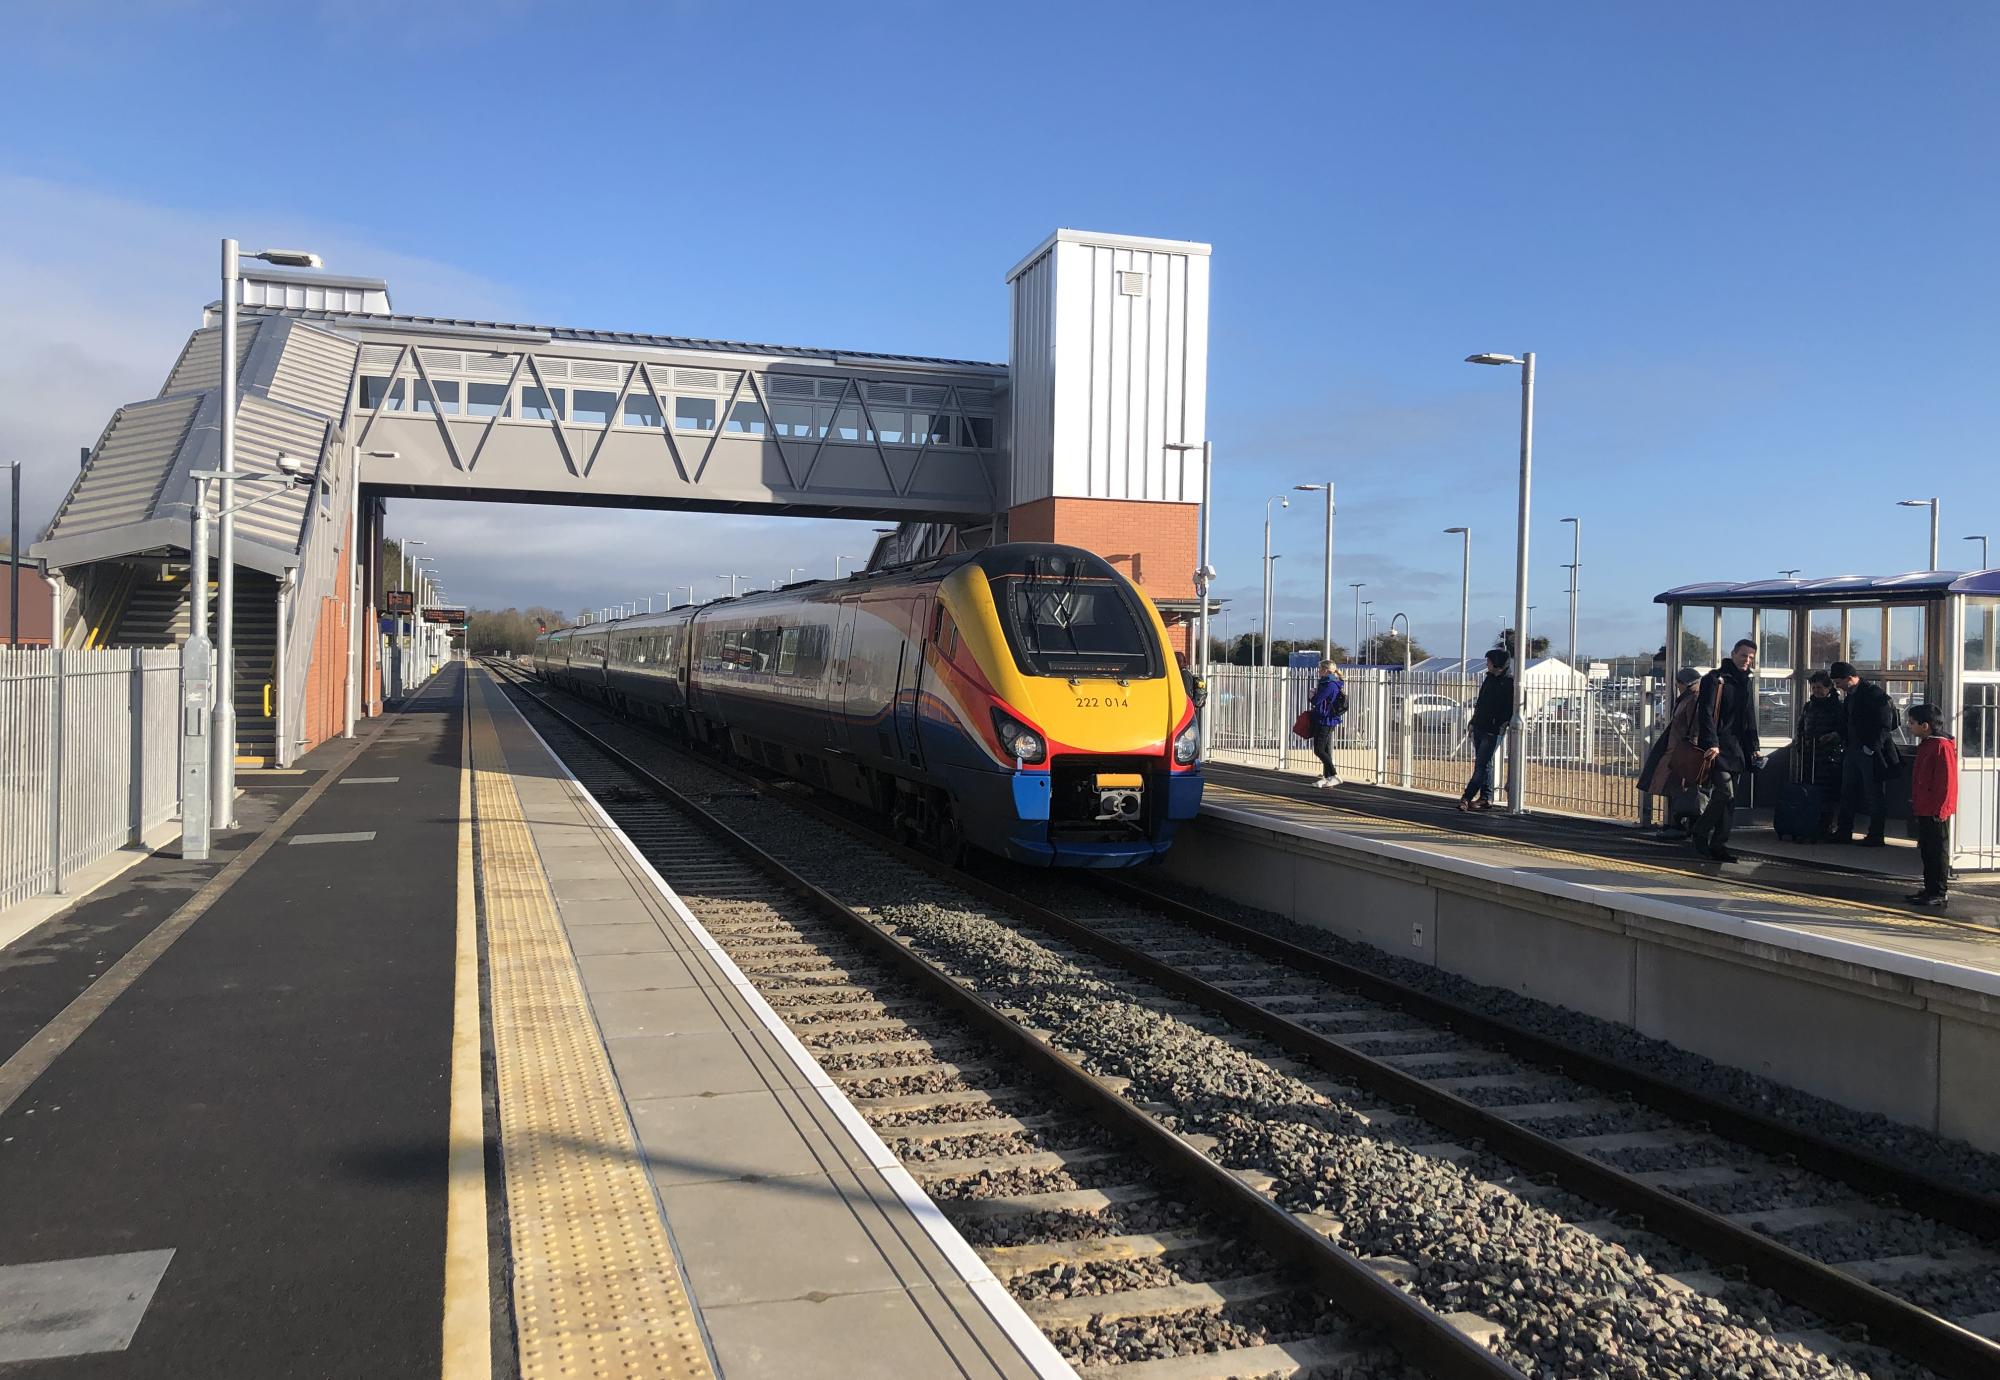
1162 814 2000 1153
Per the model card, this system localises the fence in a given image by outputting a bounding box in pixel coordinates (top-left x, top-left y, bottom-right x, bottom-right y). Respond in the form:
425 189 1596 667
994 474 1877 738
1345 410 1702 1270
1 647 182 911
1204 665 1658 821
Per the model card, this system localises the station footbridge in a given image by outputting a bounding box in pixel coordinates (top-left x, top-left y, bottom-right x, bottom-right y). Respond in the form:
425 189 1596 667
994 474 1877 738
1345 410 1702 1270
30 228 1211 765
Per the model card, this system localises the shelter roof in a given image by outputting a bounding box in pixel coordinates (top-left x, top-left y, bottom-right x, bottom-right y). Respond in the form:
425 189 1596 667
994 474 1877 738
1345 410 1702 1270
1655 571 2000 605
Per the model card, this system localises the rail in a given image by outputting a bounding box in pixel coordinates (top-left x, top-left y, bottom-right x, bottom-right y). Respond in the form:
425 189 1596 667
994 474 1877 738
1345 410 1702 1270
0 647 181 910
487 660 1523 1380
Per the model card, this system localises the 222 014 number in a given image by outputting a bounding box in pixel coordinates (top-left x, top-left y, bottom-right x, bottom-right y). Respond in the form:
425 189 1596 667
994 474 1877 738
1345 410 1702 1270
1073 696 1129 709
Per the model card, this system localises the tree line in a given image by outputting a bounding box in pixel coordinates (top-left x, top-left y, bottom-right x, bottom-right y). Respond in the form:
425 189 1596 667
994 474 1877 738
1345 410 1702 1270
463 606 573 655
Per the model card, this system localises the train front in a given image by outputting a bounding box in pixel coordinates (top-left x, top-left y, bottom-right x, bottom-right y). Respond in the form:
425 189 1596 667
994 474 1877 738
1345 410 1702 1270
926 545 1203 867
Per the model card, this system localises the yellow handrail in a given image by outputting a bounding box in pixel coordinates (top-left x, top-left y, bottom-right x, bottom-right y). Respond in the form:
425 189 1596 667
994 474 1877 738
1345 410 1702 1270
263 682 273 717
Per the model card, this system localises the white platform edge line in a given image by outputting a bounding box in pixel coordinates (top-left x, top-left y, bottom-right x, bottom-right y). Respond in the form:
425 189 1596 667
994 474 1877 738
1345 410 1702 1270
505 700 1081 1380
1205 799 2000 1000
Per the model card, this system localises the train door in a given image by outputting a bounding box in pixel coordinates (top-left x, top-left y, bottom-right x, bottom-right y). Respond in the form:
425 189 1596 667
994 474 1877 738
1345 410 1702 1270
892 600 926 769
827 601 858 750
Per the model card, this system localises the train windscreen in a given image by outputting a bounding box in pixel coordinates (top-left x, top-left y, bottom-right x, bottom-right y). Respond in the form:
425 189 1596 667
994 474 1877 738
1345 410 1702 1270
991 566 1162 680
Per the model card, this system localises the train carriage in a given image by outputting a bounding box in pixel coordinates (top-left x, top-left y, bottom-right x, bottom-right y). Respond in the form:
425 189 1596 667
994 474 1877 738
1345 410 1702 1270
534 543 1201 866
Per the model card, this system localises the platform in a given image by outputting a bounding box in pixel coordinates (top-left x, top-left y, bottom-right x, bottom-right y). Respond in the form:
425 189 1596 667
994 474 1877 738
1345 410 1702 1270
1164 764 2000 1154
0 663 1065 1378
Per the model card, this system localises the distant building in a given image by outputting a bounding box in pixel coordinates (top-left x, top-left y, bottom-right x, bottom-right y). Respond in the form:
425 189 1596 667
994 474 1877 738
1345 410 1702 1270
1 558 58 647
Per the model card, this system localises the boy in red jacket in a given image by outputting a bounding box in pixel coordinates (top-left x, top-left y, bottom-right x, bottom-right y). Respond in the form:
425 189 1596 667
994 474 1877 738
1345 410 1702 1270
1905 704 1959 908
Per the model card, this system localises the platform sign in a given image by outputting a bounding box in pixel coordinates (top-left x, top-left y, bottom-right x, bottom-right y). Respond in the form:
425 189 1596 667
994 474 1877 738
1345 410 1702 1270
425 606 468 627
385 590 414 615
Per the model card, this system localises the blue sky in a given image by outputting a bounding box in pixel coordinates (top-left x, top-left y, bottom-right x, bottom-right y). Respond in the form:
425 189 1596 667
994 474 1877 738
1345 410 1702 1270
4 1 1994 655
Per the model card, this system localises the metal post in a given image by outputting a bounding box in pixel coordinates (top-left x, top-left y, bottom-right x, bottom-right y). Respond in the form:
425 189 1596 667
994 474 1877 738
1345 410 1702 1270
8 462 19 648
1507 353 1535 815
49 646 66 894
213 238 239 827
1930 500 1940 571
274 572 290 766
1563 516 1580 671
1198 441 1214 685
182 477 212 860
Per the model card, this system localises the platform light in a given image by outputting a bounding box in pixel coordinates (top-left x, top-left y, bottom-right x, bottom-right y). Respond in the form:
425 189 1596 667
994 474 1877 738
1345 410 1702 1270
1465 353 1522 366
1463 348 1536 815
253 249 323 268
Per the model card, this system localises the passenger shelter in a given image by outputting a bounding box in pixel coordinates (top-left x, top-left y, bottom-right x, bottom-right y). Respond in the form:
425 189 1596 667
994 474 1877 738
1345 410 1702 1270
1655 571 2000 869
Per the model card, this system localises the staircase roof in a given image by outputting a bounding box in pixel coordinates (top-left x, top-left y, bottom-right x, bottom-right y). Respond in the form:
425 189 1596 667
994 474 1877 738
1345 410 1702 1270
34 317 357 577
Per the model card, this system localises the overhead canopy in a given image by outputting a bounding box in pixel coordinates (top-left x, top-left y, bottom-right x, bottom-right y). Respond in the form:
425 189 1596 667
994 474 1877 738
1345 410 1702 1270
1655 571 2000 605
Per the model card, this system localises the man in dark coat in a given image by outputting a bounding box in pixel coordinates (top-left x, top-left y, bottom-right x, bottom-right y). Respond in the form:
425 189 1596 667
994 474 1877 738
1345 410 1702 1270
1693 638 1764 861
1458 649 1513 810
1831 660 1900 846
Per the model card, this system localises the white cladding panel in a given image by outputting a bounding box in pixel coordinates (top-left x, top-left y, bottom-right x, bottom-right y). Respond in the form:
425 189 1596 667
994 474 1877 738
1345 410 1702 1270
1007 230 1208 508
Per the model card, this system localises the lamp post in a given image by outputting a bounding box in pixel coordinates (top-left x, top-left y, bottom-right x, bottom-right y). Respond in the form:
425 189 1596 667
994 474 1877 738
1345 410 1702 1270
1967 535 1990 570
1260 495 1288 668
411 556 436 681
836 555 862 577
1465 349 1535 815
4 461 19 648
1166 441 1217 683
1779 568 1802 579
1898 498 1940 570
1444 527 1470 676
216 238 322 826
1294 482 1334 656
1560 516 1580 671
1349 582 1365 661
1363 604 1375 663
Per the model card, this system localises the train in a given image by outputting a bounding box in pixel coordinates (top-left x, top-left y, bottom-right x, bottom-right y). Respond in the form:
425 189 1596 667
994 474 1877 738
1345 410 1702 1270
531 543 1202 867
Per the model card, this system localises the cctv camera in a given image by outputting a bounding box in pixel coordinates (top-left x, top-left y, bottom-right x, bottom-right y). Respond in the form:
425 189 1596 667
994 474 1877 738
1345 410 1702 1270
275 453 305 478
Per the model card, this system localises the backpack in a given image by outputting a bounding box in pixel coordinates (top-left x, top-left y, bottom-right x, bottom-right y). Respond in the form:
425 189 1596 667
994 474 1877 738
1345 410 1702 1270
1331 686 1350 717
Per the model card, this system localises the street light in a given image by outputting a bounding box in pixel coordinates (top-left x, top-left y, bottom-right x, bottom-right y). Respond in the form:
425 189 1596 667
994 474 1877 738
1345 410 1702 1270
215 238 323 826
1362 603 1374 662
4 461 19 649
1466 349 1536 815
1349 582 1366 661
836 555 862 577
1295 482 1334 657
1559 516 1581 671
1779 568 1803 579
1898 498 1940 570
1966 535 1990 570
1261 495 1288 668
1166 440 1217 683
1443 528 1470 676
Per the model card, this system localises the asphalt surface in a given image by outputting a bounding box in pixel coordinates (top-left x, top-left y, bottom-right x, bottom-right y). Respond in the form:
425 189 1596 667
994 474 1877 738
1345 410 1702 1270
1206 760 2000 925
0 669 465 1378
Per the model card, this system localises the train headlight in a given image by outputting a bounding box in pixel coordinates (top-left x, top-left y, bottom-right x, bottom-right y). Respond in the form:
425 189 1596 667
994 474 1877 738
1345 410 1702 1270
991 708 1047 764
1172 719 1201 765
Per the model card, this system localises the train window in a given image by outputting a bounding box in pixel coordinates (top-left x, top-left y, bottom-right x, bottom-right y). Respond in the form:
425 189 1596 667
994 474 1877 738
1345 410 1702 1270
751 625 782 671
777 628 799 676
993 574 1161 679
624 392 664 427
794 626 828 679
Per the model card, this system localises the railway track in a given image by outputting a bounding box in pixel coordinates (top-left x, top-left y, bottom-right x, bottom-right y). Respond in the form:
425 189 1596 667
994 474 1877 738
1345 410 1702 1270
490 662 2000 1379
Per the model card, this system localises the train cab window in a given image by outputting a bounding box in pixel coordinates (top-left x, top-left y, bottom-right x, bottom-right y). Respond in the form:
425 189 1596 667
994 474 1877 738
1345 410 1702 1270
988 558 1161 680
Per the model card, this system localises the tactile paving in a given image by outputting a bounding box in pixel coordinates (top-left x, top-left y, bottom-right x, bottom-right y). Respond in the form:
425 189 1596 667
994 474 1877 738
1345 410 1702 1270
470 694 717 1380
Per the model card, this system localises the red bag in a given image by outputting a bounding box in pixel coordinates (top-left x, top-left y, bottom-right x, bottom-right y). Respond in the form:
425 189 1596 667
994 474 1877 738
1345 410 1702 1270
1293 709 1314 741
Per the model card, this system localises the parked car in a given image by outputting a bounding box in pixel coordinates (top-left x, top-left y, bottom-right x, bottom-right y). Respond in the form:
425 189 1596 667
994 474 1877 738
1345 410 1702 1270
1401 693 1469 733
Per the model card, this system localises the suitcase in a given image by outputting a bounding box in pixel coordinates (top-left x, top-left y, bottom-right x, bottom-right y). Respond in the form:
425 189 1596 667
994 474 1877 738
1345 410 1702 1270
1773 779 1825 842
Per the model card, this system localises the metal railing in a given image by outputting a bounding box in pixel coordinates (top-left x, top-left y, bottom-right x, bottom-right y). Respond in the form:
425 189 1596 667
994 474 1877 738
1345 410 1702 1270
1204 666 1656 822
1 647 182 911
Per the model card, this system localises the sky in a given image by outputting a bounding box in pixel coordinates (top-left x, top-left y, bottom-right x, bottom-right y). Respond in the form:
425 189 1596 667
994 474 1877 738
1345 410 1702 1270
2 1 1995 657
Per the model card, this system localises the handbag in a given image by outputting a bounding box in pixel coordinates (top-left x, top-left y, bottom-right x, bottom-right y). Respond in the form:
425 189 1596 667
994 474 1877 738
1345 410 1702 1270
1666 677 1714 788
1292 708 1314 741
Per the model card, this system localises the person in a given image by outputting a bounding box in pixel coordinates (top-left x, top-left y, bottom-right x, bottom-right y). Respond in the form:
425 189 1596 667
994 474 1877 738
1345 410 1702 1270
1831 660 1900 846
1905 705 1958 908
1306 659 1345 788
1796 670 1846 842
1639 667 1703 834
1459 649 1513 812
1693 638 1764 861
1175 649 1208 710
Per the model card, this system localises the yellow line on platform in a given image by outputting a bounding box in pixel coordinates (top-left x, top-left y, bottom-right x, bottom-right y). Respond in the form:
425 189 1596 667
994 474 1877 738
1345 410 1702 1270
468 670 716 1380
441 678 493 1380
